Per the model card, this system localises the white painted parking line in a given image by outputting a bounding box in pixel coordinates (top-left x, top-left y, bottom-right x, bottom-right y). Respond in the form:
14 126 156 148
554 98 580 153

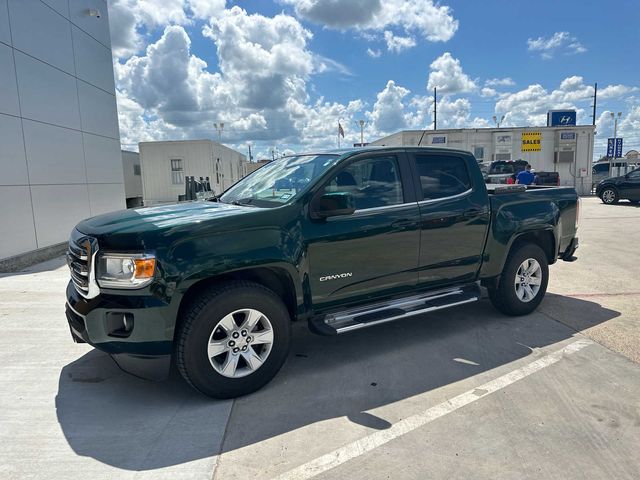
275 338 594 480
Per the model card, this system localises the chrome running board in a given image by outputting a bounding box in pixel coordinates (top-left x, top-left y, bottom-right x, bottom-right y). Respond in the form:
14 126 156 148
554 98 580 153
309 283 481 335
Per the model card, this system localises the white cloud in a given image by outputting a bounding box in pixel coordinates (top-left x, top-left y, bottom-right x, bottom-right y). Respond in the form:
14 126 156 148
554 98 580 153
383 31 416 53
494 76 595 127
281 0 458 48
108 0 191 57
187 0 226 19
527 32 587 59
598 84 639 99
366 48 382 58
485 77 515 87
368 80 411 133
481 87 498 97
427 52 476 95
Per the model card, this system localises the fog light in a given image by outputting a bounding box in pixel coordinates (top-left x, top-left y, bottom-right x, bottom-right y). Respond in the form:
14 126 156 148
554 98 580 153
106 312 134 338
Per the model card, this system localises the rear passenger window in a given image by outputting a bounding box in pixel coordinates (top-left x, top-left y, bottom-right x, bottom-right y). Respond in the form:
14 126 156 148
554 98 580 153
414 155 471 200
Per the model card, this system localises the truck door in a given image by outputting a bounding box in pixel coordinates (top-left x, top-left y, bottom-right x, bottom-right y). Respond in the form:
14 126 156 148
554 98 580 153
408 151 490 289
303 152 421 313
619 168 640 199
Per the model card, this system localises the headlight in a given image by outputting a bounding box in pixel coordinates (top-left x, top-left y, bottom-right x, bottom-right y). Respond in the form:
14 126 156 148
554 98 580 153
96 253 156 289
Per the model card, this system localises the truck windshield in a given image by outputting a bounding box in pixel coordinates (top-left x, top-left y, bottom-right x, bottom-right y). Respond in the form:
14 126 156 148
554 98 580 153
220 154 340 207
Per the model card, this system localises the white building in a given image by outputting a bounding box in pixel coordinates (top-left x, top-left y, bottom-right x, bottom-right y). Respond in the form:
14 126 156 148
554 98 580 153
122 150 143 208
139 140 247 205
0 0 124 267
372 123 596 195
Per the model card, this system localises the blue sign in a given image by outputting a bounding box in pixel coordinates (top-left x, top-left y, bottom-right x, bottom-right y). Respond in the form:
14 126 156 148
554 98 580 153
549 111 577 127
607 138 623 158
560 132 575 140
431 136 446 144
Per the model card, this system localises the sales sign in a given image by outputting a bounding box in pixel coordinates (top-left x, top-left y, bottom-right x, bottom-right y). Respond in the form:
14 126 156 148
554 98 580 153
521 132 542 152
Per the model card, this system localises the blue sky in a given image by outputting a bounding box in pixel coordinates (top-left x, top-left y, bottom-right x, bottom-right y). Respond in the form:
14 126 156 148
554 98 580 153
108 0 640 160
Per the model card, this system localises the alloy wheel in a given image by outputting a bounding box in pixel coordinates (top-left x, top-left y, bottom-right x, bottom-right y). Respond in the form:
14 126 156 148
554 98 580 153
514 258 542 303
207 308 274 378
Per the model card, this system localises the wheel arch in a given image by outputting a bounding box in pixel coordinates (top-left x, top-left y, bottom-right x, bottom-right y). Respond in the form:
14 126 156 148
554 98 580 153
481 229 556 289
174 266 299 340
509 229 556 265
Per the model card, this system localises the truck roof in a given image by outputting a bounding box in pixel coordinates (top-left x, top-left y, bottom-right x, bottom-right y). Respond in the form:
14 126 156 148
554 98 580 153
296 145 474 157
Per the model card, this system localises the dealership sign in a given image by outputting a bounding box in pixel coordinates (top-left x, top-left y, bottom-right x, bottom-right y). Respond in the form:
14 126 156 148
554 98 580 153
548 110 577 127
431 136 447 144
607 138 623 158
521 132 542 152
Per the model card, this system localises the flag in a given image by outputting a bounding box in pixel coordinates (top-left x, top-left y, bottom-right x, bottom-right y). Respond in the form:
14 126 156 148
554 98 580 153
338 122 345 138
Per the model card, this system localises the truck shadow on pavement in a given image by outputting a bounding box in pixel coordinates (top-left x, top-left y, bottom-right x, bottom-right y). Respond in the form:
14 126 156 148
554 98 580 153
56 294 619 471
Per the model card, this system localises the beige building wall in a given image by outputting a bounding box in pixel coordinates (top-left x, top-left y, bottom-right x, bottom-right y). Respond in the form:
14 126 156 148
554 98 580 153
139 140 247 205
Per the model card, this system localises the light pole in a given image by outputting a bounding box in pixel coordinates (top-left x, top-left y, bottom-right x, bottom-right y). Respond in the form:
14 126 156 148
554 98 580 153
213 122 224 142
357 119 366 146
610 111 622 176
492 115 505 128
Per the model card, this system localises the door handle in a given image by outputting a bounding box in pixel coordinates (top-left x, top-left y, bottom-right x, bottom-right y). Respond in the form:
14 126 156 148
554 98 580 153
463 208 484 219
391 219 415 229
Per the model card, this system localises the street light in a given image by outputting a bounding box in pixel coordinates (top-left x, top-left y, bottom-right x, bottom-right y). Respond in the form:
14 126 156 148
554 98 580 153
213 122 224 142
357 119 367 146
492 115 505 128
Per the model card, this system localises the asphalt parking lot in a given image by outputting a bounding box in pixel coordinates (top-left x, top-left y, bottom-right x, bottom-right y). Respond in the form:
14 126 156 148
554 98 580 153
1 196 639 480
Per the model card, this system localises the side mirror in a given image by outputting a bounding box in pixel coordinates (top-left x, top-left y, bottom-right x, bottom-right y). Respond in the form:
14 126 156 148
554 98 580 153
312 192 356 219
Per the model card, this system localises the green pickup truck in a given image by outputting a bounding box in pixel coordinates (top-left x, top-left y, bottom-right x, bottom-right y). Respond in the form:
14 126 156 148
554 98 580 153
66 146 580 398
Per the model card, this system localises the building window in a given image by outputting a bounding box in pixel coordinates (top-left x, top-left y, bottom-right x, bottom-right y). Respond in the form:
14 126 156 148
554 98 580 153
473 146 484 160
133 164 141 176
171 159 184 185
216 158 220 184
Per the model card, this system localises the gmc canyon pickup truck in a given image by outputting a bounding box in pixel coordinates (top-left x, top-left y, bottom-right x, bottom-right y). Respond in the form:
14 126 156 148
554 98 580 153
66 147 580 398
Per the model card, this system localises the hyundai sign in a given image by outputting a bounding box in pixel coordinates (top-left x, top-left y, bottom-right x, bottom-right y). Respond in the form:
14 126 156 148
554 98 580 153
547 110 577 127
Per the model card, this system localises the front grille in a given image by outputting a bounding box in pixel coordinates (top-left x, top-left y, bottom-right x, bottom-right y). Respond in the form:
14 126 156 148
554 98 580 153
67 231 96 297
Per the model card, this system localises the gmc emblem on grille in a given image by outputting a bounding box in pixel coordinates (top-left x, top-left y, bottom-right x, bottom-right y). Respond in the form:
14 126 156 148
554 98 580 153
319 273 353 282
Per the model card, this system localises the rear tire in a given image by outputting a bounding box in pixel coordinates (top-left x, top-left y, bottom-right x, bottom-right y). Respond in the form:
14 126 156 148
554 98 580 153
176 281 291 399
600 188 618 204
488 243 549 316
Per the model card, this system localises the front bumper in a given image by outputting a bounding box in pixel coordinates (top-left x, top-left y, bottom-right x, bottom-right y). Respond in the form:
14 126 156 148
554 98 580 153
65 281 176 380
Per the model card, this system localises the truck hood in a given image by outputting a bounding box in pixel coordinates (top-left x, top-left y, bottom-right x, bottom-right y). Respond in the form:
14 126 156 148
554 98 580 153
76 201 254 236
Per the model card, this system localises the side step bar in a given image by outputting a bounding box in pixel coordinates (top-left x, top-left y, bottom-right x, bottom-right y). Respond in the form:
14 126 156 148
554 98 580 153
309 283 481 335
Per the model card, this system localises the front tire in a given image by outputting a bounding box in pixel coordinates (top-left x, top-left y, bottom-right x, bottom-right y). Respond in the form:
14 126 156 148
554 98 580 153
176 282 291 399
488 243 549 316
600 187 619 204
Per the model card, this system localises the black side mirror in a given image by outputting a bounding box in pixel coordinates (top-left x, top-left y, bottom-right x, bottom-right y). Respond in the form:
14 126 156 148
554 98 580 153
312 192 356 219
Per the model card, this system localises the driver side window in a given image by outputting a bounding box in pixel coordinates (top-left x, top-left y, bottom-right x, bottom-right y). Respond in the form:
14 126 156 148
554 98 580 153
324 156 404 210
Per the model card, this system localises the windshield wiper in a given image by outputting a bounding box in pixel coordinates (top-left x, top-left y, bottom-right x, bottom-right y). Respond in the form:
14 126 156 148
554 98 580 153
230 198 255 206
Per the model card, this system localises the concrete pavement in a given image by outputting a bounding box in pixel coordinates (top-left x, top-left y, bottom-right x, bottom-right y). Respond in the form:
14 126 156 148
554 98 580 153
0 196 639 479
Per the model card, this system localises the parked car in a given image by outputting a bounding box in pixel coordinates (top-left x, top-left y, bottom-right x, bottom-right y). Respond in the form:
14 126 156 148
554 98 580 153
595 167 640 204
486 160 528 184
65 147 580 398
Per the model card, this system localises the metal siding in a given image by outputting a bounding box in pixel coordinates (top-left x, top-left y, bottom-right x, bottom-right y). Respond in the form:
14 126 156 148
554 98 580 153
0 0 122 259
